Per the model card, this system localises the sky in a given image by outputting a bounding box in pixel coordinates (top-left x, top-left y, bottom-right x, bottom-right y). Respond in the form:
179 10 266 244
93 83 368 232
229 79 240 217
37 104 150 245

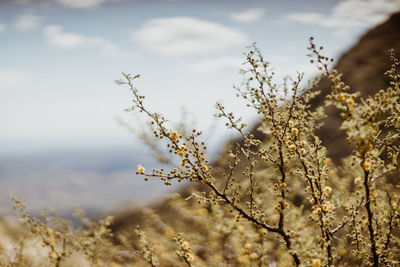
0 0 399 214
1 0 399 155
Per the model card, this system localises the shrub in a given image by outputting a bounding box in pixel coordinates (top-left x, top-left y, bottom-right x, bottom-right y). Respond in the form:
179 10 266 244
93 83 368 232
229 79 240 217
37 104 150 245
1 39 399 266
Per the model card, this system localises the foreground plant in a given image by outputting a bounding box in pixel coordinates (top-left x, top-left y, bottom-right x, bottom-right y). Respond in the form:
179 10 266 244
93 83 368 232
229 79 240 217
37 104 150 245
0 40 399 267
117 39 399 266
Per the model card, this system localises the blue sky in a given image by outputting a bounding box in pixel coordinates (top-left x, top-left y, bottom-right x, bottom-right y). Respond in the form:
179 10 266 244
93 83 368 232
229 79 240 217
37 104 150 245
1 0 399 155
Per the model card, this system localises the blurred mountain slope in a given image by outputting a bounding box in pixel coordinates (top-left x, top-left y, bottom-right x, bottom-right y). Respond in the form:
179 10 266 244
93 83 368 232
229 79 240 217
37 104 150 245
312 11 400 160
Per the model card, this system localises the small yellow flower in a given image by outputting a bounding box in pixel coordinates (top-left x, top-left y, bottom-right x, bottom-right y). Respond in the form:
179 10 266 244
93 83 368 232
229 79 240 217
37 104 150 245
354 177 362 185
312 207 321 216
182 241 189 249
370 189 375 197
312 258 321 267
180 145 187 150
337 93 345 101
363 158 371 171
261 155 268 162
280 182 286 188
180 161 185 167
323 201 331 211
291 127 299 136
289 144 297 151
170 131 179 139
346 97 355 106
324 186 332 194
201 165 208 172
177 150 185 157
137 165 145 174
306 186 312 192
300 148 307 155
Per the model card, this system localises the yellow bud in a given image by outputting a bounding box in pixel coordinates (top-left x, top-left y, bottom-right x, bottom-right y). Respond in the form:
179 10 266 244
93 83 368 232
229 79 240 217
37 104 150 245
312 259 321 267
323 201 331 211
324 186 332 194
137 165 145 174
363 159 371 171
346 97 355 106
182 241 189 249
289 144 297 151
337 93 345 101
354 177 362 185
170 131 179 139
291 127 299 136
312 207 321 216
370 189 375 197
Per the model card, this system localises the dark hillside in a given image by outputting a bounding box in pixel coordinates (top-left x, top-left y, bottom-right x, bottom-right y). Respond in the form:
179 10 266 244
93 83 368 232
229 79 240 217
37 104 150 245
312 12 400 160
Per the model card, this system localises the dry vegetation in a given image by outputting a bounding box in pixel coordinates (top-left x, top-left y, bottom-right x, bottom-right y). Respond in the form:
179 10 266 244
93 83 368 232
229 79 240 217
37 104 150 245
0 37 399 267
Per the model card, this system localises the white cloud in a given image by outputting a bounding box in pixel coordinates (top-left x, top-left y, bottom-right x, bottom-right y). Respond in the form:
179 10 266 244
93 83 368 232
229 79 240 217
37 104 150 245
8 0 118 8
53 0 109 8
230 8 266 23
43 25 104 49
0 69 33 91
132 17 248 55
284 0 400 30
43 25 133 58
193 57 243 74
15 12 43 31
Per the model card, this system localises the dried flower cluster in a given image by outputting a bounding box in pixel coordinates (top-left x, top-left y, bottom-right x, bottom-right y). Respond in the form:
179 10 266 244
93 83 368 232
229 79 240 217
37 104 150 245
0 39 399 266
